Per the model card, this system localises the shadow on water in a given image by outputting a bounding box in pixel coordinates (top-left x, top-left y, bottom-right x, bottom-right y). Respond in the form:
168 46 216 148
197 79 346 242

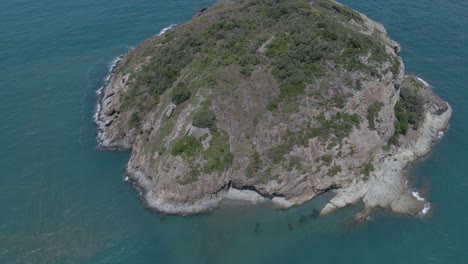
253 222 261 234
298 208 321 226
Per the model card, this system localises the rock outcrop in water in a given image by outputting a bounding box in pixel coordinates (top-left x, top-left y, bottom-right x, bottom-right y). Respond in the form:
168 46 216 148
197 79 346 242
96 0 451 218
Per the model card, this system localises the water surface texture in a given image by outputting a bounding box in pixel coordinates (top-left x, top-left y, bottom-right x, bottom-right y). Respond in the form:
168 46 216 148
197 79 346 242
1 0 467 263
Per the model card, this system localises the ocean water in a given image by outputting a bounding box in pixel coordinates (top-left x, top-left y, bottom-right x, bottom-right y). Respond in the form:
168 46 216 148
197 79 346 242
0 0 467 263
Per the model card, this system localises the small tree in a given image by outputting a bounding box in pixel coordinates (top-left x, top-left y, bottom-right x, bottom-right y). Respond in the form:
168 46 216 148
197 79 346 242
171 136 201 156
171 83 191 105
193 107 217 130
128 112 141 128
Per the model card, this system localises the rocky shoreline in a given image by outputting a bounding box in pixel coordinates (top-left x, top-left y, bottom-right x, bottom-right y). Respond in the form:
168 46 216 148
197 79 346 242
95 57 127 150
125 163 291 215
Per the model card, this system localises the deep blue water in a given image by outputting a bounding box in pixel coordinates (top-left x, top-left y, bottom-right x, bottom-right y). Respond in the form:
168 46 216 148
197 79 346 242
0 0 467 263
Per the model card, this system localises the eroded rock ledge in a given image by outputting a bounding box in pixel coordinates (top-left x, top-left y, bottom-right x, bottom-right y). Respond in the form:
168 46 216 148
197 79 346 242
96 0 451 219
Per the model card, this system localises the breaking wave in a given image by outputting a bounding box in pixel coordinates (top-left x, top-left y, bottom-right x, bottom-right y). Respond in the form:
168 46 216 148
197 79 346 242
411 190 431 216
417 77 431 88
157 24 177 36
94 55 123 123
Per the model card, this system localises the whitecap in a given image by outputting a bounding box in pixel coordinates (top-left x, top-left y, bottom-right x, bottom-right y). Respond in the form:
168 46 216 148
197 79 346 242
94 55 123 124
411 190 431 216
157 24 177 36
412 190 426 202
96 56 123 96
26 130 37 136
421 203 431 215
437 131 444 139
417 77 431 88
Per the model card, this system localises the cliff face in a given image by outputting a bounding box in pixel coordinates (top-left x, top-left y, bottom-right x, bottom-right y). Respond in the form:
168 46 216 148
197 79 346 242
97 0 451 217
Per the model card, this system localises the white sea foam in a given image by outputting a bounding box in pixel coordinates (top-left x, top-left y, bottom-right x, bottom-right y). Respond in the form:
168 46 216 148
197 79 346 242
157 24 177 36
437 131 444 139
412 190 431 215
96 56 123 96
94 55 123 123
421 204 431 215
404 75 431 88
417 77 431 88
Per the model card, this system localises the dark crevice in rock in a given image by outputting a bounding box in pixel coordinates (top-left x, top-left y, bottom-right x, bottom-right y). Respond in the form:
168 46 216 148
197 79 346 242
105 92 115 99
229 181 286 199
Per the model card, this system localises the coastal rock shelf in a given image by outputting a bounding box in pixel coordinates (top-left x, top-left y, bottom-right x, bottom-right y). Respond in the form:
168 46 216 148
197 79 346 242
96 0 451 218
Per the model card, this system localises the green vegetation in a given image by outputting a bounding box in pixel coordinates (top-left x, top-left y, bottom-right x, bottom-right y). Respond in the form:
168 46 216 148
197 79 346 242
267 82 306 111
246 150 262 178
121 32 203 112
267 144 293 164
328 165 342 176
171 83 191 105
176 166 200 185
170 130 233 175
142 118 175 156
388 86 424 145
245 150 278 184
171 136 202 157
366 101 383 130
114 0 400 184
119 0 393 121
240 66 253 77
128 112 141 129
202 131 234 173
202 19 260 70
390 57 401 76
192 105 217 130
355 81 363 91
316 0 364 22
245 146 276 184
316 155 333 166
266 112 360 164
265 0 389 112
399 87 425 128
287 156 303 171
362 162 374 177
329 95 346 108
259 167 275 184
313 112 361 141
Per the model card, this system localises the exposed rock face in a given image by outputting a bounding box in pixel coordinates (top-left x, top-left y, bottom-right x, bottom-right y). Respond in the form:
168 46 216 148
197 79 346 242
321 87 451 218
97 71 133 150
96 0 451 218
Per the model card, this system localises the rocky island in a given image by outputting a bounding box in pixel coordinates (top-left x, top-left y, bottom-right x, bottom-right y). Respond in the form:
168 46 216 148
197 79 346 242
96 0 451 219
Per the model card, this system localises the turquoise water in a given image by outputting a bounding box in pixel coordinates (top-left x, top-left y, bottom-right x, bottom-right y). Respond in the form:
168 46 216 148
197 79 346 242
1 0 467 263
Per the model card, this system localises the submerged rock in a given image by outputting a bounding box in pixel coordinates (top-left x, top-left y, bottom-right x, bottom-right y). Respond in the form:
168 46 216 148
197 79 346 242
96 0 451 218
